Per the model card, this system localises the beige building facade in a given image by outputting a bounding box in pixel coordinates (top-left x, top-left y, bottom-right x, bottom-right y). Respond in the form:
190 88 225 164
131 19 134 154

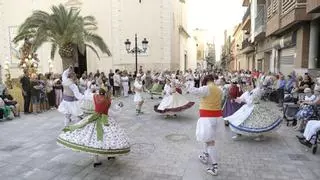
0 0 195 80
233 0 320 76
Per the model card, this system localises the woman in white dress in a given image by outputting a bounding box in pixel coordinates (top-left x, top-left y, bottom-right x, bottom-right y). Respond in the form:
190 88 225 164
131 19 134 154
121 71 129 97
224 87 282 141
154 78 194 118
134 74 145 115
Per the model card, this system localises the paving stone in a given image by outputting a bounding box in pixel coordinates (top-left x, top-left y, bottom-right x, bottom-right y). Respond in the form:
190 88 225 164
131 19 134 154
0 95 319 179
21 168 57 180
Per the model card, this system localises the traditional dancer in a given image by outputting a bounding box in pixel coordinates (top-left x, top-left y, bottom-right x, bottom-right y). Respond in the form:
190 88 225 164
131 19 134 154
149 76 164 99
79 82 96 115
224 87 282 141
154 78 194 118
134 74 145 115
184 69 194 93
58 67 84 127
121 71 129 97
187 74 223 176
57 88 130 167
223 79 244 126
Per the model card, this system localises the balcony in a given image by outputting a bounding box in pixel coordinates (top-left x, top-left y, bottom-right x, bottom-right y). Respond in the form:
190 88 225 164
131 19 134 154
241 39 255 54
266 0 280 36
242 6 251 31
307 0 320 13
255 6 266 40
280 0 311 30
266 0 311 36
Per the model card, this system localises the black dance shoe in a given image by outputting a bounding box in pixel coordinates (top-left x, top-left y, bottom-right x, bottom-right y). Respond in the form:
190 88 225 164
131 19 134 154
108 157 116 160
93 162 102 168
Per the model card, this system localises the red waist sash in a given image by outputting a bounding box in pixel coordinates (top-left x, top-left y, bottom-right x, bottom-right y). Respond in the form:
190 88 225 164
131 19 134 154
199 109 222 118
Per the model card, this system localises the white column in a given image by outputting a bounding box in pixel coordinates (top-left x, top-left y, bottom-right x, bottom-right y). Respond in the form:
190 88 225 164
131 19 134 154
308 21 319 69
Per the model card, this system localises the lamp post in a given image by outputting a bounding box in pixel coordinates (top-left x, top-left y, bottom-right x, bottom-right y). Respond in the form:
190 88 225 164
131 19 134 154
124 34 149 75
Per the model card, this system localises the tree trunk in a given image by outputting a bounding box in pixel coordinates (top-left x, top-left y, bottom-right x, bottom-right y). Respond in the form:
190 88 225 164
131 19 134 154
60 55 76 71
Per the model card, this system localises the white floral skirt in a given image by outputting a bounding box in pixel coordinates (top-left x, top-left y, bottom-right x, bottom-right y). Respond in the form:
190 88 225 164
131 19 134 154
58 100 83 116
57 115 130 156
154 93 194 114
229 101 282 136
79 99 95 114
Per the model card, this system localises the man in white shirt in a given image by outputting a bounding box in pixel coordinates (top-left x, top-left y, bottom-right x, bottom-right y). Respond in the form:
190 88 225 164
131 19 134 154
184 69 194 93
113 69 121 97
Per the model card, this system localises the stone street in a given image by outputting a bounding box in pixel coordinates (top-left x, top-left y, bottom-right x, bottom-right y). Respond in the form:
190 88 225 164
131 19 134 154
0 94 320 180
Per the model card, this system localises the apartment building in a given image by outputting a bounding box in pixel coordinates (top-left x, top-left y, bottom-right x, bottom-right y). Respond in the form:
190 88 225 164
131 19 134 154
234 0 320 75
233 24 246 71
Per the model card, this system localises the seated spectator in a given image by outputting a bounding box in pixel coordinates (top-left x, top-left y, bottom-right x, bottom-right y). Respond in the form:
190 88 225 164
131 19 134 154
285 74 296 93
277 75 286 106
298 74 314 93
297 120 320 147
294 87 320 131
0 97 14 120
1 88 19 117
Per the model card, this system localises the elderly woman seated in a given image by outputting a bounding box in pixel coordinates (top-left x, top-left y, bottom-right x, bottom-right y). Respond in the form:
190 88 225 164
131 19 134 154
294 87 320 131
1 88 20 117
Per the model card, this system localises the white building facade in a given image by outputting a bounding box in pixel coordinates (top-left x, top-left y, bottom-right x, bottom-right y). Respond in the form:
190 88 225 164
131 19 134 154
0 0 195 80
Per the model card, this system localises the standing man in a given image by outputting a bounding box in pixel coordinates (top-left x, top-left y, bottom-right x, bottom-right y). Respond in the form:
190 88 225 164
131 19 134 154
108 69 114 95
20 69 31 114
187 74 222 176
113 69 121 97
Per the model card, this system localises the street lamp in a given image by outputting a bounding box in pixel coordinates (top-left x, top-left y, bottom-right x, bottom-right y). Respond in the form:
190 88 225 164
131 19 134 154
124 34 149 75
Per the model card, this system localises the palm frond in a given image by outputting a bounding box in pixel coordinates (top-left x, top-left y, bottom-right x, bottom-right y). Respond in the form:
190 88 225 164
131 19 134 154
13 3 111 64
85 43 101 60
13 29 36 43
84 32 111 56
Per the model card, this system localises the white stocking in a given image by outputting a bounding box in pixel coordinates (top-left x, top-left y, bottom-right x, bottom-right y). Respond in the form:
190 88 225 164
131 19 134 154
203 143 208 154
93 155 100 163
207 145 218 165
64 114 71 127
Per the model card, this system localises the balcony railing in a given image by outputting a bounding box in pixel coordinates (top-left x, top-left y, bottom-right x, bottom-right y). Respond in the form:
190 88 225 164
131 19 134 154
267 0 279 19
242 6 251 23
255 7 265 31
281 0 296 15
281 0 307 15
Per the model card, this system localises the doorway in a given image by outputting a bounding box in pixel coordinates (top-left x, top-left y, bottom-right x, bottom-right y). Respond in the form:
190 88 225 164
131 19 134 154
74 49 87 77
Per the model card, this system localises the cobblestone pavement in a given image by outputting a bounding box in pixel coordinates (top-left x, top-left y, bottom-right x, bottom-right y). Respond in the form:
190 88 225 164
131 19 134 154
0 94 320 180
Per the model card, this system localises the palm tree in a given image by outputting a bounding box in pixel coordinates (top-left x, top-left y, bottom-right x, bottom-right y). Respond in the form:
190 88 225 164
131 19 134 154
13 4 111 70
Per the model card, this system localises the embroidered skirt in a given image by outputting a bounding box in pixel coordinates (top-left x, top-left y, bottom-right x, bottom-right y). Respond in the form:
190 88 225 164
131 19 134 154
57 115 130 156
154 93 194 114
